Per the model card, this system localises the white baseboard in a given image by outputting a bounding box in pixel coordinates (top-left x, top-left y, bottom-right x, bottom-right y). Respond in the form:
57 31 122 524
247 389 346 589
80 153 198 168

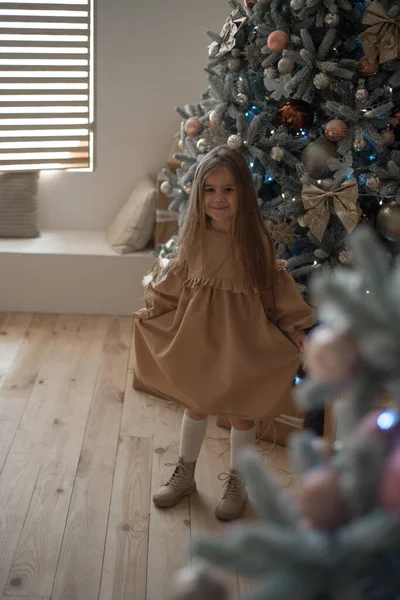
0 231 155 316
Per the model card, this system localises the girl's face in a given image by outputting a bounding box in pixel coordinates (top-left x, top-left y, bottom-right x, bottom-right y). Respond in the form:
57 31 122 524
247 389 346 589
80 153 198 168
203 167 238 232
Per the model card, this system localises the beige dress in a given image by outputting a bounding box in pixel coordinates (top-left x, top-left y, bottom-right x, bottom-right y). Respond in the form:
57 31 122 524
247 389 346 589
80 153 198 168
134 228 315 420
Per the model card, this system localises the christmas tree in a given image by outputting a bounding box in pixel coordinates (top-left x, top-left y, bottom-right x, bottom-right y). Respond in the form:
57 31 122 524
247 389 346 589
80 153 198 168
171 227 400 600
160 0 400 295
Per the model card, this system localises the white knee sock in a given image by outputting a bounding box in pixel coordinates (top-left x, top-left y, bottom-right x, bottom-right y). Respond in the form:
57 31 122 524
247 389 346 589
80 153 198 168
179 411 208 463
230 425 256 471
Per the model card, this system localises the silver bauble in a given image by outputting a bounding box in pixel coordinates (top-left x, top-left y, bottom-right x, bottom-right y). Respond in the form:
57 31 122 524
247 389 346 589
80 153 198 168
160 180 172 196
325 12 340 27
196 138 208 153
209 110 220 125
353 136 368 151
366 175 380 191
338 249 352 265
271 146 285 161
291 0 306 8
319 178 335 191
228 58 244 73
278 57 295 74
227 134 244 150
355 88 369 102
298 214 307 228
314 72 330 90
377 202 400 242
301 139 338 180
236 93 248 107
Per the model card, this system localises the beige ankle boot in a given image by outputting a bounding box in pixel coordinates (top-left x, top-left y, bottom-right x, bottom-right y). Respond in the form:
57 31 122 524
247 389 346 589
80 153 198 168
153 458 197 508
215 469 247 521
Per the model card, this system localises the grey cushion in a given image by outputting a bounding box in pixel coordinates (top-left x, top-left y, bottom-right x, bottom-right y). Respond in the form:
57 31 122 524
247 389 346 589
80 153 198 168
0 171 40 238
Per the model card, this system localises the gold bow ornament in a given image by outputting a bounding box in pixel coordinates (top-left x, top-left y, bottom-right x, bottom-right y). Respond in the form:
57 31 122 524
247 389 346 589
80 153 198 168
360 0 400 64
302 179 361 242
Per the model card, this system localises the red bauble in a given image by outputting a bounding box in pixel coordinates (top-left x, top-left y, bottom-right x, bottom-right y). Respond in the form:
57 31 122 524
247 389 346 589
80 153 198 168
184 117 204 138
357 57 379 77
325 119 348 142
244 0 256 7
391 105 400 142
277 99 314 136
267 31 289 53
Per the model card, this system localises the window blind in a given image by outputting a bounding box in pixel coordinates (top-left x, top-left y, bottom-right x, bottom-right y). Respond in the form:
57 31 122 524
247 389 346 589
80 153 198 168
0 0 94 172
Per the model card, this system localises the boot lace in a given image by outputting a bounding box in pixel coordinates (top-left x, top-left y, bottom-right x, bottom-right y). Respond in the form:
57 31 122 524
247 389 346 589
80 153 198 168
164 460 189 487
218 470 242 499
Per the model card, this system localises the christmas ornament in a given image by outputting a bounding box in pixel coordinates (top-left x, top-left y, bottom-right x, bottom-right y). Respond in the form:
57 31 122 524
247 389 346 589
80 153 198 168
185 117 204 137
209 110 220 125
228 58 244 73
353 135 368 151
355 88 369 102
306 326 360 384
196 138 208 153
244 44 264 68
265 74 291 101
382 128 395 145
207 8 247 60
301 139 338 180
244 0 256 7
278 57 295 74
236 93 248 107
391 105 400 141
338 248 352 265
267 31 289 53
366 175 380 191
297 467 349 530
360 0 400 65
291 0 306 9
268 221 295 247
227 134 244 150
264 66 278 78
319 178 335 191
277 99 314 136
357 57 379 77
270 146 285 161
302 179 361 241
298 215 307 228
325 12 340 27
377 202 400 241
325 119 348 142
313 72 330 90
160 180 172 196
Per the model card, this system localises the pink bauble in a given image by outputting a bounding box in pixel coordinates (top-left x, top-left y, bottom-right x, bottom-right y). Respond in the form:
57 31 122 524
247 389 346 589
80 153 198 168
306 327 360 385
297 467 348 530
184 117 204 138
325 119 348 142
267 31 289 53
380 444 400 512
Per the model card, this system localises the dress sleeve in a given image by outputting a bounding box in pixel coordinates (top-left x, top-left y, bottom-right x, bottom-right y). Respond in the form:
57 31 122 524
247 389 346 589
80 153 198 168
139 263 186 321
269 268 316 335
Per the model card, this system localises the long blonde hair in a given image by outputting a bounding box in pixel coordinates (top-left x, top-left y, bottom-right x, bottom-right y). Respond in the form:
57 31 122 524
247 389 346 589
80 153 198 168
175 146 276 294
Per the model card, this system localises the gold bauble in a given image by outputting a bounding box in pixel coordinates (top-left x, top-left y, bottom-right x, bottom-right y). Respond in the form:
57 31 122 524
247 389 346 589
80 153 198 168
377 203 400 242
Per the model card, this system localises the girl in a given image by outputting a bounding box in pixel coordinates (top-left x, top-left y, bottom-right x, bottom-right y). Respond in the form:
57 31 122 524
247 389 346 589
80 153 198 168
133 146 315 521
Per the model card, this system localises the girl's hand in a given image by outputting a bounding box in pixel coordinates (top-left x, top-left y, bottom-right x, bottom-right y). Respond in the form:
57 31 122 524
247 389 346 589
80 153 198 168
132 309 147 319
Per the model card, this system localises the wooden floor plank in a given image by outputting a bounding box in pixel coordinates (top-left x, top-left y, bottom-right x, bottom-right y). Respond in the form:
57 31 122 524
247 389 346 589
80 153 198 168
0 314 33 390
120 371 157 439
5 317 109 598
99 436 152 600
0 315 57 473
0 316 88 595
50 317 132 600
147 400 191 600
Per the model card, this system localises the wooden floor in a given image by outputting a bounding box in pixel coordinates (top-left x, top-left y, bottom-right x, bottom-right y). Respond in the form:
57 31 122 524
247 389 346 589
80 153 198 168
0 313 294 600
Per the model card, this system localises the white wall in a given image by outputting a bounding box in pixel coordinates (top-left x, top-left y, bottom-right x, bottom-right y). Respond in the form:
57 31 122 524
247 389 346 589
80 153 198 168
38 0 229 231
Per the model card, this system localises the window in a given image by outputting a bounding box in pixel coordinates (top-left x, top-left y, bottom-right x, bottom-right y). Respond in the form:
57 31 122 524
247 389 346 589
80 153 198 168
0 0 94 172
